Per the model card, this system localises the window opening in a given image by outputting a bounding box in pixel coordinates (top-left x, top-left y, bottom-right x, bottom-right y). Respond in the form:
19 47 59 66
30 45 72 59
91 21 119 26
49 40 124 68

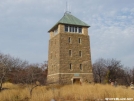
79 27 82 33
69 37 71 43
79 38 81 44
64 25 82 33
71 26 74 32
69 50 72 56
65 25 68 32
69 63 72 70
54 27 58 34
79 51 82 57
80 64 82 70
75 27 77 32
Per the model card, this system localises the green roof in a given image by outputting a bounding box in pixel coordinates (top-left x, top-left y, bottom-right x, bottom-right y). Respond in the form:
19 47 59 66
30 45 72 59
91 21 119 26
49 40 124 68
48 12 90 32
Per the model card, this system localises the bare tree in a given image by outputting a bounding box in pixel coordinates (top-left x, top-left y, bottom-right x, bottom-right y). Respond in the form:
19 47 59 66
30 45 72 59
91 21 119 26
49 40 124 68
0 53 29 88
0 53 13 91
131 68 134 83
121 67 132 86
0 52 47 96
24 64 45 97
7 57 28 83
93 58 106 83
93 58 124 84
103 59 123 83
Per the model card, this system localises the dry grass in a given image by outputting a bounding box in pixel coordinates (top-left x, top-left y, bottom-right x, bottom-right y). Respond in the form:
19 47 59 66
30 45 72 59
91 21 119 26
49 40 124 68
0 83 134 101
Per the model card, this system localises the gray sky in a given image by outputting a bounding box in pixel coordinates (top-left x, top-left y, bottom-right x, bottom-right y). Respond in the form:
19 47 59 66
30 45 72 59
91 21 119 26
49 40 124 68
0 0 134 67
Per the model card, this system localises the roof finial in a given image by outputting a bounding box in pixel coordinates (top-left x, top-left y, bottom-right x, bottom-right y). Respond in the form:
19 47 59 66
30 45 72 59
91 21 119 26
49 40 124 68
65 1 71 15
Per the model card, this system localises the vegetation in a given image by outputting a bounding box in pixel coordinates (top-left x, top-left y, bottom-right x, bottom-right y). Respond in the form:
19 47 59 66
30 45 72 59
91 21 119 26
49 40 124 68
0 82 133 101
93 58 134 86
0 52 47 91
0 52 134 100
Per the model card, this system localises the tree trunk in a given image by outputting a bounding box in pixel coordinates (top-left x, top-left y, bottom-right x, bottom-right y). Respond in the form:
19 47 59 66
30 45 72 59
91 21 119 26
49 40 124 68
0 75 5 91
30 85 38 98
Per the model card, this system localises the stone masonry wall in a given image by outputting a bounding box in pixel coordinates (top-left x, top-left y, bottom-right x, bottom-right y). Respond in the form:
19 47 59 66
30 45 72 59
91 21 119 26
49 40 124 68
59 32 92 73
59 74 93 84
48 33 61 74
47 24 93 84
47 74 60 84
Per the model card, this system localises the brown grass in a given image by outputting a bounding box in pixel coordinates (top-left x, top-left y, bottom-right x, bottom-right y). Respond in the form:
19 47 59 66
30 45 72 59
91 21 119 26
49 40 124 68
0 83 134 101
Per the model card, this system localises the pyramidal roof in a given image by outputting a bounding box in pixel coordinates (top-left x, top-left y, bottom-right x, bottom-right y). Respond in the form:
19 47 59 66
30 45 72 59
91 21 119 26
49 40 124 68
48 12 90 32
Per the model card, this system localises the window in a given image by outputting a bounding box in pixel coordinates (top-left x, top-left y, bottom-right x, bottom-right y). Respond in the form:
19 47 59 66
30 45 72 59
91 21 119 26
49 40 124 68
79 27 82 33
64 25 82 33
54 27 58 34
65 25 68 32
69 50 72 56
79 51 82 57
69 63 72 70
80 64 82 70
75 27 77 32
69 37 71 43
71 26 74 32
54 29 58 34
78 38 81 44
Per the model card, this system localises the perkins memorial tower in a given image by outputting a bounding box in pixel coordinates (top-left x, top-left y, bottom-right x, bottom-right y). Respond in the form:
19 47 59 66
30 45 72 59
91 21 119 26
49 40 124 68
47 12 93 84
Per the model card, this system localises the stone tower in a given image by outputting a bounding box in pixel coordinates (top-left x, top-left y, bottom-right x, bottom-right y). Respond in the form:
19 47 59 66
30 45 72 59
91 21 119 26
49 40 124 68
47 12 93 84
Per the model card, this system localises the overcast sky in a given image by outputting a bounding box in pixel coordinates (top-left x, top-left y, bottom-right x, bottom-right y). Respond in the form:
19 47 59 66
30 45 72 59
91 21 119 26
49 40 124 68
0 0 134 67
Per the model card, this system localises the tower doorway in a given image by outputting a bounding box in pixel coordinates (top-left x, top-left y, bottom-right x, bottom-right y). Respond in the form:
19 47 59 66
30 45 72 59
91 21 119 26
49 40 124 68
73 78 80 84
